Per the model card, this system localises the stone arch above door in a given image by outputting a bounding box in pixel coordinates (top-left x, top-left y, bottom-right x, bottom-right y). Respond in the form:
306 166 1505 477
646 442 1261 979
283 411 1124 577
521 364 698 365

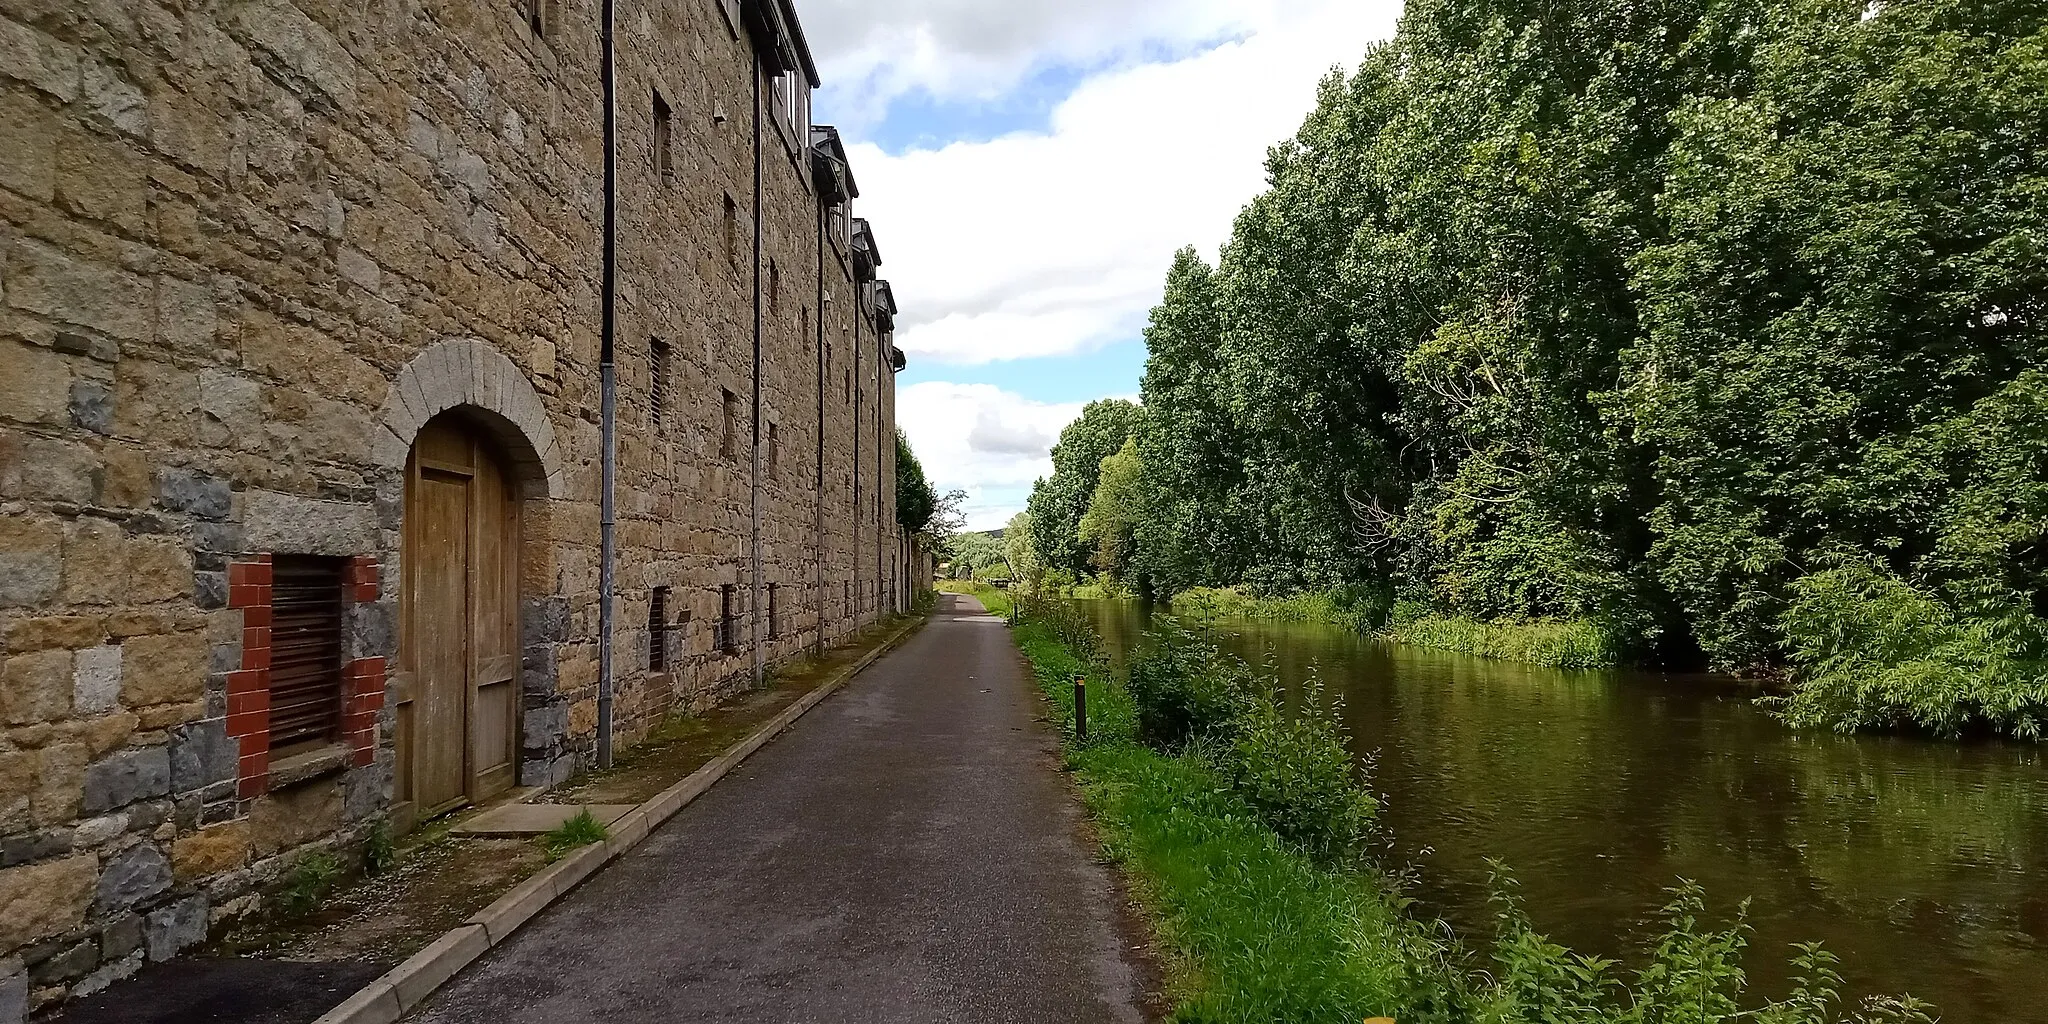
372 339 563 497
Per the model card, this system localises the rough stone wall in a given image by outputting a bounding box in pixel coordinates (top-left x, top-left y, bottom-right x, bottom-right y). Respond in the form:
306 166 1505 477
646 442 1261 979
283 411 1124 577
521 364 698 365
0 0 898 1014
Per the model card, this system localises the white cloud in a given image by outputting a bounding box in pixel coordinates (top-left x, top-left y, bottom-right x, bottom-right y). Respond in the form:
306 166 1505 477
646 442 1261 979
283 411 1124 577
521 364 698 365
838 0 1402 365
898 381 1133 530
803 0 1261 123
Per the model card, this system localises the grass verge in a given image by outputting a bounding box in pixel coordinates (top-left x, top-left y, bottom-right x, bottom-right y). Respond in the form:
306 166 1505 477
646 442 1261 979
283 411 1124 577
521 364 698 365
1014 618 1447 1023
935 578 1014 619
1014 605 1935 1024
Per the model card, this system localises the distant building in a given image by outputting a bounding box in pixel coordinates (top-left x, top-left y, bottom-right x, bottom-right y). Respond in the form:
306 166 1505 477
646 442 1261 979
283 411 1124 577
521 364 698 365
0 0 919 1008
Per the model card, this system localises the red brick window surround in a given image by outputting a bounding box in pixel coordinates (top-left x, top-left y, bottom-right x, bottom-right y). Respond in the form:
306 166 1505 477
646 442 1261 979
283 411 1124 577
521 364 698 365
225 554 387 799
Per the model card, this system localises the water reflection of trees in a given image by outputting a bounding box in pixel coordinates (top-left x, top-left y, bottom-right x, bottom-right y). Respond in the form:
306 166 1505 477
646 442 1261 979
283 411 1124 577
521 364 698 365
1079 599 2048 1020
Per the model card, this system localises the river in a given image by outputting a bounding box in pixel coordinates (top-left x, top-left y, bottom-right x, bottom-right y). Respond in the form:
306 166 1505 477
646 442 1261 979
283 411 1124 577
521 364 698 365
1077 599 2048 1022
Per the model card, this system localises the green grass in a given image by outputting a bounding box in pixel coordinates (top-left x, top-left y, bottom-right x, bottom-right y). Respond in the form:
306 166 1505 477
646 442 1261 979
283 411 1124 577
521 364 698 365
1381 613 1620 670
1168 587 1381 633
935 578 1014 620
1013 621 1447 1023
1011 611 1931 1024
537 809 609 861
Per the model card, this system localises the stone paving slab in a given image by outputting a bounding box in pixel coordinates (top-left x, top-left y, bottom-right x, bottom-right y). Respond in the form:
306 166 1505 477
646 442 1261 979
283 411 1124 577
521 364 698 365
448 804 635 837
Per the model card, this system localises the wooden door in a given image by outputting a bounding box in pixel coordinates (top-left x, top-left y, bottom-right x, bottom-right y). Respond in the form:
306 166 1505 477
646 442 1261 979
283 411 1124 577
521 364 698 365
398 415 521 825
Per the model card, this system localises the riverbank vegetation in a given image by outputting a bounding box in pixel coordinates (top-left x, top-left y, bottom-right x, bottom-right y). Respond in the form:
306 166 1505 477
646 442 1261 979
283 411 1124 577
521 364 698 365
1020 0 2048 736
1014 600 1936 1023
934 578 1013 620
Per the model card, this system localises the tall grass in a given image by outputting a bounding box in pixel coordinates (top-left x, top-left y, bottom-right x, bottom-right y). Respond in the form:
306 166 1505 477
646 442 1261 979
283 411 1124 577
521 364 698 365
1169 586 1384 633
1013 597 1934 1024
1382 608 1621 670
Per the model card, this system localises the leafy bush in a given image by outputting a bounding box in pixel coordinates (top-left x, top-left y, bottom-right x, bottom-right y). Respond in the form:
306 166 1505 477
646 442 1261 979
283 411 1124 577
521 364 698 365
1126 626 1242 748
363 818 397 877
1213 683 1377 863
278 849 344 918
1481 873 1937 1024
1776 561 2048 737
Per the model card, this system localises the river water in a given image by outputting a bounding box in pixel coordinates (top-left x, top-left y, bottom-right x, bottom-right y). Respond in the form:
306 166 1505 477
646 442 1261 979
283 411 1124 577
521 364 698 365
1077 599 2048 1022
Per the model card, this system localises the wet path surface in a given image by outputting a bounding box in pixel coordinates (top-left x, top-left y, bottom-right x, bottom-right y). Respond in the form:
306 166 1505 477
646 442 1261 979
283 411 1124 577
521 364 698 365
409 595 1148 1024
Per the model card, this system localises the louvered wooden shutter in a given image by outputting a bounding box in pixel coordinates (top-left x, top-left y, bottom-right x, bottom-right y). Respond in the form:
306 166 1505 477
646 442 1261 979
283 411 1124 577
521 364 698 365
271 556 344 750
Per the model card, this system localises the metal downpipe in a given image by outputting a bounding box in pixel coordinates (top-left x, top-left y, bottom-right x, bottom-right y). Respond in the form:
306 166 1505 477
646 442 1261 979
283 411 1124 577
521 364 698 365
596 0 618 768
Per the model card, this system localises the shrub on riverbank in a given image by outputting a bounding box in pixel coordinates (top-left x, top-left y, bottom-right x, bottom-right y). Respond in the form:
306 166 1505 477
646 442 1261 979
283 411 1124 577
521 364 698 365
1016 602 1936 1023
1382 607 1621 670
1169 586 1385 633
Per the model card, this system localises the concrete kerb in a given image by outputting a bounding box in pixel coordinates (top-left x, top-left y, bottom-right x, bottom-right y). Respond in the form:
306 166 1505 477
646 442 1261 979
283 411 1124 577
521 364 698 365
309 615 929 1024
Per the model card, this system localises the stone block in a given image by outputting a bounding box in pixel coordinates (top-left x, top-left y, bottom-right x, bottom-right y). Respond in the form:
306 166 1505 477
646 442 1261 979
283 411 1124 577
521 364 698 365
93 842 170 914
170 821 248 880
71 813 126 848
114 358 197 445
226 0 356 107
344 601 394 661
120 633 206 708
70 950 139 998
80 60 146 138
69 380 113 435
0 340 69 427
0 18 80 102
1 650 70 725
143 895 206 961
96 445 151 508
0 957 24 1024
31 744 86 825
54 124 145 234
196 369 262 446
72 645 122 715
0 854 96 956
0 432 97 505
156 466 232 520
98 913 142 961
0 516 61 608
0 828 69 869
26 941 93 987
6 240 150 342
155 276 218 356
241 490 377 557
244 779 342 857
169 719 234 792
81 747 170 814
63 519 193 606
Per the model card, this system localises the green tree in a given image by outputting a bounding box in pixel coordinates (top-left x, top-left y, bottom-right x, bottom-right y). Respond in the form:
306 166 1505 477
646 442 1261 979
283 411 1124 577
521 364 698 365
1078 438 1147 585
895 429 938 536
1027 400 1146 577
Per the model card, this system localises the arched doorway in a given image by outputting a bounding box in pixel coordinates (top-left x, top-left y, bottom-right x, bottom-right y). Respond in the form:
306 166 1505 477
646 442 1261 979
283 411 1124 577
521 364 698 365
396 411 522 824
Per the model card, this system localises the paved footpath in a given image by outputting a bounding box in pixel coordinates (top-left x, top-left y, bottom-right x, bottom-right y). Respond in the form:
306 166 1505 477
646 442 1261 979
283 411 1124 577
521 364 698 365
408 594 1149 1024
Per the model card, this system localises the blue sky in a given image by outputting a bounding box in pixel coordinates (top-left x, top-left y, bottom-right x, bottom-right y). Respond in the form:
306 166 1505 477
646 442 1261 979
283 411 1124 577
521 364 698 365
802 0 1399 528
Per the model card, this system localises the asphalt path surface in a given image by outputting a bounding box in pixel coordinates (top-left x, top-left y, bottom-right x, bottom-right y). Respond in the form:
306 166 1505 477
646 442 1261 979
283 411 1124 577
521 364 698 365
408 594 1150 1023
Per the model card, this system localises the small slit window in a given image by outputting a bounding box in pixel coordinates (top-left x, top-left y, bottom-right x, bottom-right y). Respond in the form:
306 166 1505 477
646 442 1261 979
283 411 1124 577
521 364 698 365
523 0 543 36
721 387 739 459
717 584 739 654
271 556 345 753
767 421 780 477
650 339 670 431
767 584 780 640
723 194 738 265
653 91 673 180
649 586 670 673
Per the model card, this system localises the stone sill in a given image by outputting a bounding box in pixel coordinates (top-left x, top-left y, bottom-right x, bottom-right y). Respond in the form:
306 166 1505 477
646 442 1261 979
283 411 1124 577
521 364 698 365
269 745 351 790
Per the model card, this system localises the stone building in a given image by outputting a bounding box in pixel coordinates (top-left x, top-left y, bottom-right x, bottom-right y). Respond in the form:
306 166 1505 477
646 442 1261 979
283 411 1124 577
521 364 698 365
0 0 922 1013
